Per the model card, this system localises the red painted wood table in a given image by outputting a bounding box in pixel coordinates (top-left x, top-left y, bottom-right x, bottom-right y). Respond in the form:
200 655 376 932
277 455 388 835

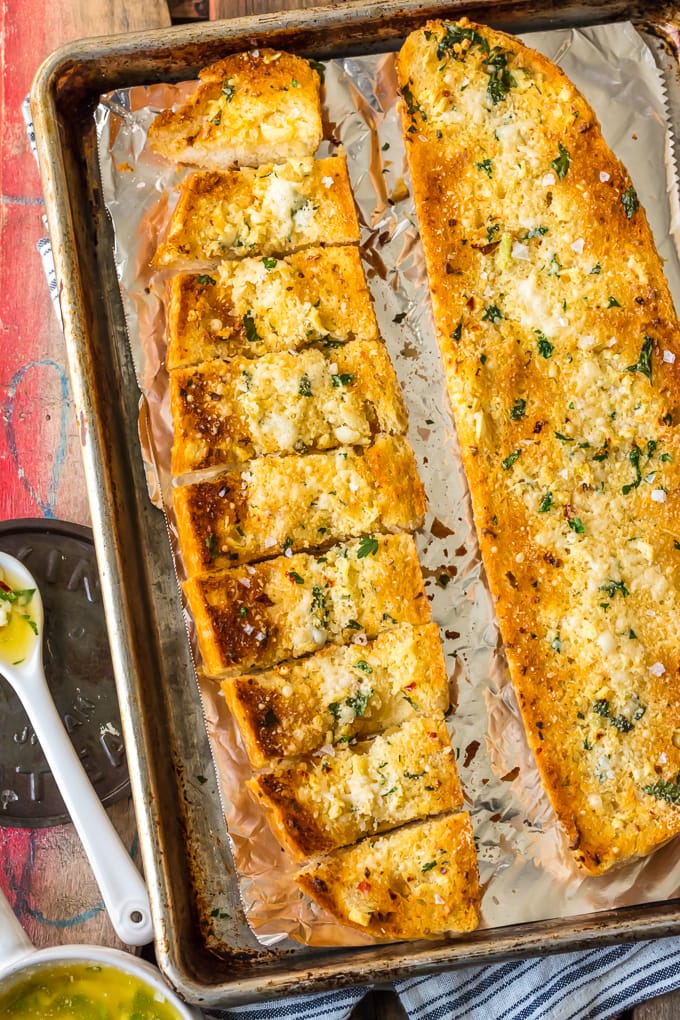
0 0 170 952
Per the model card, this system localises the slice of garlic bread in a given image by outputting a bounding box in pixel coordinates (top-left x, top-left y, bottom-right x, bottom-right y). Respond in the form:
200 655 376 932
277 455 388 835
173 434 427 573
148 49 322 170
247 716 462 859
221 622 449 767
153 156 359 270
398 18 680 873
297 812 480 938
170 340 408 474
184 533 430 677
165 246 379 370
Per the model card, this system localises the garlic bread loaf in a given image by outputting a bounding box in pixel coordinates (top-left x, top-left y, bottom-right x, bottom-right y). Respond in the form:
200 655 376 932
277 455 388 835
297 812 480 938
153 156 359 270
148 50 322 170
398 19 680 873
221 622 449 767
173 434 427 573
165 246 379 370
247 716 461 859
170 340 408 474
185 533 430 676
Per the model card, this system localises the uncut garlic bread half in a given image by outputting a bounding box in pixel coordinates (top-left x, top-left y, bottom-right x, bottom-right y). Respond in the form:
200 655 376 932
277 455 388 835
153 156 359 270
184 533 431 676
297 812 480 939
165 246 379 370
170 340 408 474
247 716 462 859
398 19 680 873
148 49 322 170
173 434 426 573
221 622 449 767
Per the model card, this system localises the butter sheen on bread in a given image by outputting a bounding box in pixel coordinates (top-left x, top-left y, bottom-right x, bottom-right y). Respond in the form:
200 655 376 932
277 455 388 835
153 156 359 270
165 246 379 370
221 622 449 767
148 49 322 170
398 18 680 873
247 716 462 859
185 533 430 676
296 812 480 938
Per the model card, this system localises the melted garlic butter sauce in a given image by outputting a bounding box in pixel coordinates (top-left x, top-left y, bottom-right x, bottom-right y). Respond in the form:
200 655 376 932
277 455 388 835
0 962 184 1018
0 568 38 664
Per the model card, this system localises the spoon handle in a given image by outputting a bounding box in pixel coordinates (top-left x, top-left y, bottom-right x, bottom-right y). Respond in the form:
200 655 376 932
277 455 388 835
21 670 154 947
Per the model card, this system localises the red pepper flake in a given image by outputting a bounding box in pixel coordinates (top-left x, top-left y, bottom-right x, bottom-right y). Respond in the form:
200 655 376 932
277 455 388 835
403 682 417 692
0 580 10 592
357 880 371 894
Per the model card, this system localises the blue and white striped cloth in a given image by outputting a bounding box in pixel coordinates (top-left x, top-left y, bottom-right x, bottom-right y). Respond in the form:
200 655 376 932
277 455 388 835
24 98 680 1020
205 940 680 1019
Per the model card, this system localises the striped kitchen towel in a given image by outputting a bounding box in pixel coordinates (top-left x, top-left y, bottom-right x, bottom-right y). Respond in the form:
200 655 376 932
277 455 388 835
206 939 680 1019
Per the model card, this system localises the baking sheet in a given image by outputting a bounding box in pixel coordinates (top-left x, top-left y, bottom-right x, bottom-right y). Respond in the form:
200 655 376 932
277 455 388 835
94 19 680 950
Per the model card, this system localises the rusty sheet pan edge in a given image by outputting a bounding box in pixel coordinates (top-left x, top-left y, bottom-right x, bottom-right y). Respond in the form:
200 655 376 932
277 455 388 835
29 0 680 1006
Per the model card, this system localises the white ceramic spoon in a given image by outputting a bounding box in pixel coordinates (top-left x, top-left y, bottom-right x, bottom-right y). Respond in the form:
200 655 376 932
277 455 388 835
0 550 153 947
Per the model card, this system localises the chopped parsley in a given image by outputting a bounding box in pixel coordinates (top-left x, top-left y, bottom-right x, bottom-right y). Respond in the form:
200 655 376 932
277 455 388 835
205 534 219 560
622 185 639 219
510 397 526 421
484 47 517 105
622 445 642 495
501 448 522 470
346 687 372 717
222 78 236 102
357 535 379 559
287 570 305 585
354 660 373 674
607 296 622 308
242 311 261 343
547 253 562 277
590 262 601 275
535 331 554 358
476 158 493 177
436 22 490 61
625 335 653 381
539 491 553 513
262 257 278 270
551 142 570 180
643 776 680 804
298 374 313 397
197 274 216 286
451 319 463 341
307 59 326 83
401 82 427 120
482 304 503 324
568 517 585 534
331 373 354 387
598 579 629 599
525 226 548 239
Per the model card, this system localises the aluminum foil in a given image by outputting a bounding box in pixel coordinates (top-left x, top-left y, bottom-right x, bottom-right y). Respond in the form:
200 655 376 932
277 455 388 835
96 22 680 948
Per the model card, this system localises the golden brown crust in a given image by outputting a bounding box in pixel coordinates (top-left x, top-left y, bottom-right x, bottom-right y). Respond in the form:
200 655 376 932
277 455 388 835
148 50 322 170
296 813 480 938
152 156 360 270
173 434 427 573
221 622 449 767
183 533 430 677
398 18 680 873
165 246 379 370
247 717 463 859
169 340 408 475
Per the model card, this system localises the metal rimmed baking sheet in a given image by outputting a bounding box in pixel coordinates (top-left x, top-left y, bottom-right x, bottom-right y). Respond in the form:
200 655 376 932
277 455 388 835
29 0 680 1006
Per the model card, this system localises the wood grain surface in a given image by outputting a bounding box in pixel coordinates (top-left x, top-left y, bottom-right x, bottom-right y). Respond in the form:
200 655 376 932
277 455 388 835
0 0 170 951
